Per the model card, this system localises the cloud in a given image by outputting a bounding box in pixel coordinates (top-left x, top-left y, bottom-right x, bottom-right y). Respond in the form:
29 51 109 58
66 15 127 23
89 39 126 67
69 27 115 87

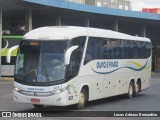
129 0 160 11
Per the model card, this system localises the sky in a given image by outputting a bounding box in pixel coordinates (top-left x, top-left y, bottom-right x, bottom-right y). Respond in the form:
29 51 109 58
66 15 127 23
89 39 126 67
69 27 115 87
129 0 160 11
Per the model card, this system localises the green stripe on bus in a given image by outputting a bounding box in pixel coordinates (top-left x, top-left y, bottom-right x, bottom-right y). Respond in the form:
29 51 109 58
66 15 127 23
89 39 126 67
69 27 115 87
1 36 23 39
1 48 18 56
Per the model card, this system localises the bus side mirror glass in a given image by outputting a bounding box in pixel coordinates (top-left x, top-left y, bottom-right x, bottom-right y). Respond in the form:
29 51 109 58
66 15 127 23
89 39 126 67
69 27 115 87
6 45 19 63
65 45 78 65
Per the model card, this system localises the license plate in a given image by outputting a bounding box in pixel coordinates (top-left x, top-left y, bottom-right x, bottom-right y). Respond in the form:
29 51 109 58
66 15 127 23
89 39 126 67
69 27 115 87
31 98 40 103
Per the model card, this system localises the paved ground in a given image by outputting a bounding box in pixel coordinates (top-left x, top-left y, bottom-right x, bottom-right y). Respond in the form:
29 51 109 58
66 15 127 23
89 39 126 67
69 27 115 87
0 74 160 120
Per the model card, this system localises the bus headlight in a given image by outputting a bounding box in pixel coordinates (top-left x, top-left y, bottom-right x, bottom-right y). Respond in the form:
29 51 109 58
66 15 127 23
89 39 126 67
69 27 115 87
50 89 63 95
50 86 69 95
54 90 62 94
14 87 22 92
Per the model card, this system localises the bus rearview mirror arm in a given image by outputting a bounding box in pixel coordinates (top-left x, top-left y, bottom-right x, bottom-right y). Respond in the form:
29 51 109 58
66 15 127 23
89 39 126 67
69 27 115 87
65 46 78 65
6 45 19 63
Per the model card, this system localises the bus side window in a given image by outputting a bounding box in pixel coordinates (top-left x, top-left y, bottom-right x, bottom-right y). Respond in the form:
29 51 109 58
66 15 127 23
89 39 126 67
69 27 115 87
121 40 127 59
140 42 145 58
136 41 141 59
131 41 141 59
109 39 122 59
66 37 86 81
145 42 151 58
115 39 121 59
97 39 104 59
84 37 106 64
84 38 97 64
103 39 110 59
124 40 130 59
130 41 135 59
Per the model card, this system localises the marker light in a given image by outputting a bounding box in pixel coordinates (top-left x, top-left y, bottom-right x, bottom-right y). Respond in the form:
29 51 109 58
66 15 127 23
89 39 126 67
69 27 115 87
31 42 39 46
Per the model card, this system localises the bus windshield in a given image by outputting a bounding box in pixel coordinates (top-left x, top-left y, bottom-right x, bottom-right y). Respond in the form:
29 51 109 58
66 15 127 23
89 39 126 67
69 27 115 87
15 40 69 85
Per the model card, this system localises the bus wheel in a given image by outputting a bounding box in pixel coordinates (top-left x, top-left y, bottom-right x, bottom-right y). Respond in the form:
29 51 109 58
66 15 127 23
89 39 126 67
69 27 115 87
76 89 87 109
134 81 140 97
127 81 134 98
33 104 44 109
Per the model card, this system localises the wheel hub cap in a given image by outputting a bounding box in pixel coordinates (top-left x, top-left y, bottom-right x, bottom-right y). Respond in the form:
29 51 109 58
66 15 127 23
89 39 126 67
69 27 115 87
79 92 85 105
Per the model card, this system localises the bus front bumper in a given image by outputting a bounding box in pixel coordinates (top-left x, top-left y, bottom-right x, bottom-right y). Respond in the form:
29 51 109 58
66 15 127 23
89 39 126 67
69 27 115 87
13 90 68 106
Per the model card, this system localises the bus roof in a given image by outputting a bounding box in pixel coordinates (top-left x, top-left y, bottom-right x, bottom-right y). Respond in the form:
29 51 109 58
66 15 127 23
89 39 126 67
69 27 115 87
24 26 150 42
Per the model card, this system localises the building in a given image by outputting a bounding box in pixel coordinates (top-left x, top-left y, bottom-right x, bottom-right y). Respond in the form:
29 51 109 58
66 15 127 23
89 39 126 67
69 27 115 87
65 0 132 10
64 0 85 4
142 8 160 14
0 0 160 76
95 0 131 10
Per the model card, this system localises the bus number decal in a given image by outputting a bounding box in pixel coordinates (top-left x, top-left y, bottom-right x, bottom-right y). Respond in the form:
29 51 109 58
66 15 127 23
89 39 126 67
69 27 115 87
69 96 73 101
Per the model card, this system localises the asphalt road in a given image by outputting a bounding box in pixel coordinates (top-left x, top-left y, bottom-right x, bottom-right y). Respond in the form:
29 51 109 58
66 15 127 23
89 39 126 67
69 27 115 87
0 74 160 120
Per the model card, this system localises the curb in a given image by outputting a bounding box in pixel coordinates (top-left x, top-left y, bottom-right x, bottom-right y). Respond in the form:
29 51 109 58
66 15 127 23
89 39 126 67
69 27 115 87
0 77 14 81
152 72 160 75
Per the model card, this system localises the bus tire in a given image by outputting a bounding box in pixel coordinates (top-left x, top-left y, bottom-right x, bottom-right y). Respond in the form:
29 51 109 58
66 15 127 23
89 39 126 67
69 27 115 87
134 81 140 97
33 104 44 109
127 81 134 98
76 88 87 109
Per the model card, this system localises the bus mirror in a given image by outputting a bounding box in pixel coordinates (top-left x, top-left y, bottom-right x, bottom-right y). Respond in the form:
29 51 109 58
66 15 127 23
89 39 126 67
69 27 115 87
65 45 78 65
6 45 19 63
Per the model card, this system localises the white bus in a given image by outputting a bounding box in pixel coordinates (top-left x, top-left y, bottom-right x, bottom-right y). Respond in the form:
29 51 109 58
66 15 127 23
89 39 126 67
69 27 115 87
7 26 152 109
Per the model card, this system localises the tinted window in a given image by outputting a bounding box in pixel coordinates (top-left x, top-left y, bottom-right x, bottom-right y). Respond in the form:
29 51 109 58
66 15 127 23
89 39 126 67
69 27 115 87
84 37 106 64
103 39 110 59
121 40 131 59
145 42 152 58
66 37 86 81
84 37 151 64
140 42 146 58
110 39 122 59
131 41 140 59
